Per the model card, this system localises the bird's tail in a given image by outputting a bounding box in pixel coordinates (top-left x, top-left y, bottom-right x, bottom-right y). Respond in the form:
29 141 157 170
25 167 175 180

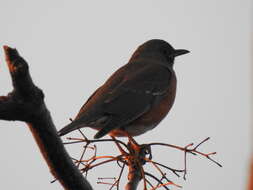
58 120 84 136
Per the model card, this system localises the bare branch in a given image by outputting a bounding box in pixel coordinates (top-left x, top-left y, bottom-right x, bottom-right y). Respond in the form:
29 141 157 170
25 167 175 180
0 46 93 190
66 134 221 189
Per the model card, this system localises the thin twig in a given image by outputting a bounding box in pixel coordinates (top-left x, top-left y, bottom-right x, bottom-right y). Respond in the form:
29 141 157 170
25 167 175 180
149 161 184 177
65 134 221 189
116 162 126 190
144 172 170 190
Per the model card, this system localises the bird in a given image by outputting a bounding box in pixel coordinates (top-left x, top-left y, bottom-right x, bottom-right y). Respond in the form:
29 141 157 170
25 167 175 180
58 39 189 140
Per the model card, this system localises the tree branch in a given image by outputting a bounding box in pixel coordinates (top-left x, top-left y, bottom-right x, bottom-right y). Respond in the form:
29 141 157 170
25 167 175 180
125 159 142 190
0 46 93 190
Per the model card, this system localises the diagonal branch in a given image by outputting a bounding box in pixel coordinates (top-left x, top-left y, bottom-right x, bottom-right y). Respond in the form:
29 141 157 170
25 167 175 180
0 46 93 190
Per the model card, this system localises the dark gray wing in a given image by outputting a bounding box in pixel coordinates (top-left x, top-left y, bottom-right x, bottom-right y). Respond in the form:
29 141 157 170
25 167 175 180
94 64 172 138
58 64 128 136
75 64 129 119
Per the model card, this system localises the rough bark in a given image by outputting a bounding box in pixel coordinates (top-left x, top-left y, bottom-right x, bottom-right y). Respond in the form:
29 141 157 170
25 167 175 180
125 163 142 190
0 46 93 190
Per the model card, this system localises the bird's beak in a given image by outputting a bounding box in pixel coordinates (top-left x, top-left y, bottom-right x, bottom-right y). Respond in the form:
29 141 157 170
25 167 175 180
172 49 190 57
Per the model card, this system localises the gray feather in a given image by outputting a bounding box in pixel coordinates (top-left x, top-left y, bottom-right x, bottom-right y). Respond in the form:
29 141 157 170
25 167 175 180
58 120 86 136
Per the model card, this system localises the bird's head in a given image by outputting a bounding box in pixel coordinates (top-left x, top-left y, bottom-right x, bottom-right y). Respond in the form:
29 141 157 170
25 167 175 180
129 39 189 67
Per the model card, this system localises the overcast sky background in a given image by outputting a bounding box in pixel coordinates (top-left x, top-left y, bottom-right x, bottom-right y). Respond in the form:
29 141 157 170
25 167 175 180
0 1 252 189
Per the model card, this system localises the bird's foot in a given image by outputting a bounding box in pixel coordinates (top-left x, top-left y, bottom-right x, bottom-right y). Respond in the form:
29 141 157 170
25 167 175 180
126 135 153 163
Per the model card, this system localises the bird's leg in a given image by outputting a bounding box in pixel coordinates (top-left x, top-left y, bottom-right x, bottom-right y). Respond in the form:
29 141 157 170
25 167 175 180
127 135 141 152
110 135 128 155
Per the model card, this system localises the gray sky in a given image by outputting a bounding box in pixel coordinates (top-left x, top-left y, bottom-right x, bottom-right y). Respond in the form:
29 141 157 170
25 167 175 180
0 0 252 189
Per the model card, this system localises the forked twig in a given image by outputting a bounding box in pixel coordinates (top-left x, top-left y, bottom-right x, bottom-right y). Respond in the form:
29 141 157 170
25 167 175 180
65 130 221 190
